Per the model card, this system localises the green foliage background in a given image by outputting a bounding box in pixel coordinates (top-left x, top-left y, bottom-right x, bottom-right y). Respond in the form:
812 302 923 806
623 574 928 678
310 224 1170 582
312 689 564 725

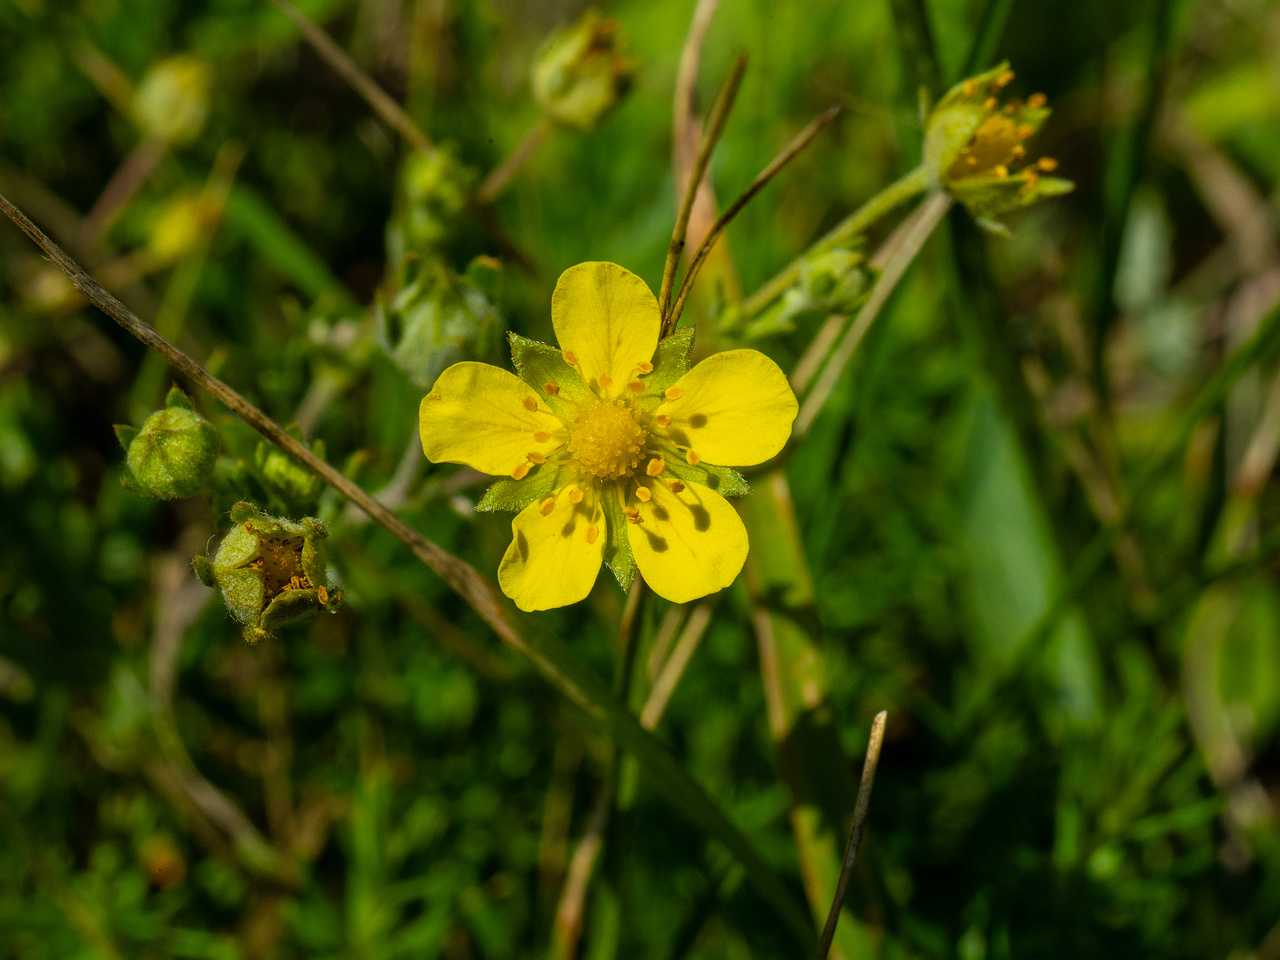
2 0 1280 957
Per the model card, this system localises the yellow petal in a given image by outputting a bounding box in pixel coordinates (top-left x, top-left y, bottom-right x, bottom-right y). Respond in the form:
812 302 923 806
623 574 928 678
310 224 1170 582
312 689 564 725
498 485 605 612
551 262 659 399
627 479 747 604
656 349 797 466
420 362 562 476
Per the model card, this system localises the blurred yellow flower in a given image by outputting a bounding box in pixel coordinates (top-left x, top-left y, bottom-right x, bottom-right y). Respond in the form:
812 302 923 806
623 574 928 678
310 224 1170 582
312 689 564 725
419 261 797 611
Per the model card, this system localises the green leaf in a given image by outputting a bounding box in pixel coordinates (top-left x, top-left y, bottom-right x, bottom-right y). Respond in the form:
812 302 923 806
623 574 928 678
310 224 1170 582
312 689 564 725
641 328 694 399
600 485 635 588
508 332 592 416
476 465 570 513
663 459 750 498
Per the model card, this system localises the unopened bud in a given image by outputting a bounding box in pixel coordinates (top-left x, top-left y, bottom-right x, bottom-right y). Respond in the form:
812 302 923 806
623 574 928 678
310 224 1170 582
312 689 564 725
134 55 211 145
531 10 636 131
115 386 218 500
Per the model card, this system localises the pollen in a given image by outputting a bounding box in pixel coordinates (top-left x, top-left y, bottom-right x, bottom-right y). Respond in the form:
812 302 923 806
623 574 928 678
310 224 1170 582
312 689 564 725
512 462 531 480
635 486 652 502
522 396 538 412
982 97 997 111
1028 93 1047 108
563 349 578 366
686 450 701 466
665 386 683 401
1038 156 1058 171
598 374 613 390
995 69 1014 87
628 380 643 393
645 457 666 477
527 451 547 465
318 585 329 604
963 79 977 97
568 488 583 504
585 524 599 545
636 361 653 374
539 497 555 516
567 400 647 481
534 430 551 443
668 480 685 493
655 415 671 428
994 165 1008 178
624 507 643 524
545 382 561 396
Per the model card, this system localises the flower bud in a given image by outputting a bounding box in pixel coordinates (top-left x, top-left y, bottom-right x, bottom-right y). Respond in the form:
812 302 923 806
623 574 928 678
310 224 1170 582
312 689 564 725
386 149 476 260
255 435 324 512
531 10 635 131
377 256 503 390
736 248 870 339
923 63 1073 234
193 502 342 644
115 386 219 500
134 55 211 146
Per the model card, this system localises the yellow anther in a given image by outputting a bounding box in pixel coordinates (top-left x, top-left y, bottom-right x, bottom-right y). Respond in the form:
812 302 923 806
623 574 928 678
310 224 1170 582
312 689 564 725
963 79 977 97
428 391 442 401
544 382 561 396
522 396 538 412
966 156 979 167
1011 144 1026 158
628 380 644 394
318 585 329 604
511 462 531 480
585 524 599 545
995 70 1014 87
655 415 671 428
646 457 666 477
635 486 652 502
563 349 578 365
982 97 997 111
290 575 301 589
527 451 546 465
624 507 643 524
668 480 685 493
686 449 701 466
539 497 555 516
568 488 583 504
636 361 653 374
664 386 683 401
1037 156 1058 171
1017 124 1035 139
598 374 613 390
1028 93 1047 109
534 430 552 443
994 165 1008 178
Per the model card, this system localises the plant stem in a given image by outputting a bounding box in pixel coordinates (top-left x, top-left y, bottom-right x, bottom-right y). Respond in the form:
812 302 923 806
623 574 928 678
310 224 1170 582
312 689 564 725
741 165 930 317
477 118 553 204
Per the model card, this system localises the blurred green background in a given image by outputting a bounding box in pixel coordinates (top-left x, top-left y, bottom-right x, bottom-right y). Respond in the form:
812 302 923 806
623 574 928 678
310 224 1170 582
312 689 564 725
3 0 1280 957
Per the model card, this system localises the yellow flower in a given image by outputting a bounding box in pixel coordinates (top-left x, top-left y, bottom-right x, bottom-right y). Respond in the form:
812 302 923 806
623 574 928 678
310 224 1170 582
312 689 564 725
419 261 797 611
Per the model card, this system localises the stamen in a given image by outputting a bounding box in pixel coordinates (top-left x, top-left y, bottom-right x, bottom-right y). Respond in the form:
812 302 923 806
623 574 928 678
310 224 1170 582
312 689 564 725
568 488 583 504
511 462 531 480
646 457 666 477
534 430 552 443
995 69 1014 87
664 386 683 401
635 486 652 502
427 391 441 401
563 349 578 366
686 450 701 466
598 374 613 390
655 415 671 428
1027 93 1047 108
522 396 538 412
544 382 561 396
994 165 1008 178
668 480 685 493
318 585 329 604
585 524 599 545
628 380 643 394
963 79 977 97
1020 171 1040 195
539 497 555 516
982 97 997 111
624 507 643 525
527 452 547 465
1017 124 1035 139
1011 144 1026 158
635 361 653 374
1037 156 1058 171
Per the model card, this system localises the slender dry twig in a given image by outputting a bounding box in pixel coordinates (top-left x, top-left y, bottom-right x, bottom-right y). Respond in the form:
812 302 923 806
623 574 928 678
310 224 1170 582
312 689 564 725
659 54 747 320
640 602 713 729
791 313 847 393
665 105 842 333
814 711 887 960
266 0 434 155
477 118 552 204
794 192 951 437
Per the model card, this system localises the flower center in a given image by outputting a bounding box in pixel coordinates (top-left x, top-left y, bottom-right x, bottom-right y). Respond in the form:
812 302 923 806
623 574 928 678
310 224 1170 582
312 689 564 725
568 400 647 481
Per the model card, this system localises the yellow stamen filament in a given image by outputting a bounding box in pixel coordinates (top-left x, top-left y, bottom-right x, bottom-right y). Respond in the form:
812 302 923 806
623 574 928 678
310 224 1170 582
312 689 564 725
646 457 666 477
664 386 683 400
1038 156 1058 171
534 430 552 443
655 415 671 428
668 480 685 493
1028 93 1047 108
686 450 700 466
527 451 547 465
522 396 538 412
636 361 653 374
512 462 531 480
598 374 613 390
568 488 583 504
585 525 599 545
635 486 652 502
628 380 643 394
563 349 578 365
539 497 555 516
544 382 561 396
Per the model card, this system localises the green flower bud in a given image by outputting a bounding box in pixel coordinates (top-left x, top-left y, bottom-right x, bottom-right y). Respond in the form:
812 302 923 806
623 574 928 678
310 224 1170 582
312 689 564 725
255 436 324 512
193 502 342 644
115 387 219 500
734 248 870 339
377 256 503 390
134 56 211 146
923 63 1074 235
531 10 635 131
386 149 476 260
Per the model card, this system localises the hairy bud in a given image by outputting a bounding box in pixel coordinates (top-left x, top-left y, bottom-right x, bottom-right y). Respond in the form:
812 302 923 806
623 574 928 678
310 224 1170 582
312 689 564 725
115 386 219 500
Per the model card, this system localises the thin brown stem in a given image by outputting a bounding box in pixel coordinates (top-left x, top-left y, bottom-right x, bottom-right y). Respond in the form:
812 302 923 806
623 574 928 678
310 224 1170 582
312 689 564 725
266 0 434 155
659 54 747 320
665 105 841 334
477 118 552 204
814 711 887 960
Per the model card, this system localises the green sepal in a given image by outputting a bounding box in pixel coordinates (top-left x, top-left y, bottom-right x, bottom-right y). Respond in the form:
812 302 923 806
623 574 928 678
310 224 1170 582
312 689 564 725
663 459 750 498
508 332 591 416
639 328 695 401
951 173 1074 221
114 424 139 451
476 464 570 513
165 385 196 411
600 486 635 590
192 554 215 587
